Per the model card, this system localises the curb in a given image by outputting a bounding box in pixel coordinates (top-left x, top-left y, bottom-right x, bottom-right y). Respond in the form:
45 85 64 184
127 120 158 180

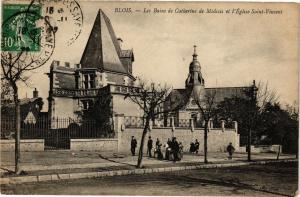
1 159 297 185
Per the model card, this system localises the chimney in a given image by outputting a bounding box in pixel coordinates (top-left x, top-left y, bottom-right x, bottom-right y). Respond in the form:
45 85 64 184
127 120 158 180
33 88 38 98
117 38 123 49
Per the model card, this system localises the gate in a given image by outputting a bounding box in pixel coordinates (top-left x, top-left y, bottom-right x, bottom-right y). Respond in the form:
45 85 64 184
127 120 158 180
19 117 115 150
44 128 70 150
20 117 70 150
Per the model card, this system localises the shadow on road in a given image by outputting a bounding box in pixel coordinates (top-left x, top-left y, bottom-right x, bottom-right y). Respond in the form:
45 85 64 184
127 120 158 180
156 174 291 196
98 154 136 167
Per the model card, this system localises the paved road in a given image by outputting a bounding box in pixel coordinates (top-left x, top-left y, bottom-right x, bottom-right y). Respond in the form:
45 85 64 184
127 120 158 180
1 150 295 172
1 162 297 196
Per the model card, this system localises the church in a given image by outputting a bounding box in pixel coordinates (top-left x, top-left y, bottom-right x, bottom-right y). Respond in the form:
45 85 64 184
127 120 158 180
47 9 251 129
165 46 251 128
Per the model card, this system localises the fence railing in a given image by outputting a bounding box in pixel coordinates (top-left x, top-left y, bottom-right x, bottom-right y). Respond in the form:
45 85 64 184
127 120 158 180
123 116 237 130
124 116 145 128
1 116 115 140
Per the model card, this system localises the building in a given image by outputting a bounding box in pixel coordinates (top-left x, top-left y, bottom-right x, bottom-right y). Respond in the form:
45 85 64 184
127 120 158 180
1 88 44 123
1 88 44 138
48 9 252 130
165 46 252 127
47 9 143 128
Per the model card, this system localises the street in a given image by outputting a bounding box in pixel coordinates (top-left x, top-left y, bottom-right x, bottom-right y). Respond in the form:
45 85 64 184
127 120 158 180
1 162 297 196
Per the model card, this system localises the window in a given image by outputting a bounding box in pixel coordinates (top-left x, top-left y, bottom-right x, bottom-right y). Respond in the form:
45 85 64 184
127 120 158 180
82 100 88 110
81 100 93 110
89 74 95 88
83 73 95 89
83 74 89 89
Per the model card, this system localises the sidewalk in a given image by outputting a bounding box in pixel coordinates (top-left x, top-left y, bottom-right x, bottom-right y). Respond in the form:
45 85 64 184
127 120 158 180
0 151 297 185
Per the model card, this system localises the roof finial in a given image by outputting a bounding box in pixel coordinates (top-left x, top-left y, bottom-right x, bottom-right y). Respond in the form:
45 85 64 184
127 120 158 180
193 45 198 60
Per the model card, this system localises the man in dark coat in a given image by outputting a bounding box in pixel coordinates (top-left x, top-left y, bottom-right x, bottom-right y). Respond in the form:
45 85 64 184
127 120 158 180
147 136 153 157
227 142 235 160
195 139 200 154
172 137 180 162
131 136 137 156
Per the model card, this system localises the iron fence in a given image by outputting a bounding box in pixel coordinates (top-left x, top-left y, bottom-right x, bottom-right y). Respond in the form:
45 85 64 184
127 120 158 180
124 116 145 128
1 116 115 150
1 116 16 139
176 119 191 128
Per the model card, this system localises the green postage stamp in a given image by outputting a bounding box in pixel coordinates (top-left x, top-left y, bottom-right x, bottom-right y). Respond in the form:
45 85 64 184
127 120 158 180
1 4 42 52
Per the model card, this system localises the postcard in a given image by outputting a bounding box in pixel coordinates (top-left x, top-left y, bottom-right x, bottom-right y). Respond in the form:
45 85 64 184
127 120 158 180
1 0 298 196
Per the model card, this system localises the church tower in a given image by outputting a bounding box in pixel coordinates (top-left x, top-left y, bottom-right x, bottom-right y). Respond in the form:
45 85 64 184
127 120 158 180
185 45 204 88
185 45 205 88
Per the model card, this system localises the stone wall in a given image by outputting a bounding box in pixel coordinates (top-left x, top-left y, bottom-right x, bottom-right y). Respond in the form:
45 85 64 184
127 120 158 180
0 139 44 151
70 139 118 152
118 127 239 154
238 145 282 153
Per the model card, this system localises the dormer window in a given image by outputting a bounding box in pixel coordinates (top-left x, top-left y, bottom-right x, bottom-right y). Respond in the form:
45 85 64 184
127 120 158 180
83 73 96 89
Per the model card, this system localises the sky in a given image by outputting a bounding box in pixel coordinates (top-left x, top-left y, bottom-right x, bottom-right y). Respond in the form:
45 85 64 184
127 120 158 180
12 1 299 110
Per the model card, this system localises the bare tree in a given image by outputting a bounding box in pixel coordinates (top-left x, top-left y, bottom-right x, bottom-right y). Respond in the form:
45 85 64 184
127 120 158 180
246 81 279 161
124 80 185 168
192 88 217 164
256 81 279 113
1 78 13 102
1 10 55 173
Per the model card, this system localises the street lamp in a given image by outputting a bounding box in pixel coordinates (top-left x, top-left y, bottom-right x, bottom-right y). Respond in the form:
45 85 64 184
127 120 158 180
247 80 258 162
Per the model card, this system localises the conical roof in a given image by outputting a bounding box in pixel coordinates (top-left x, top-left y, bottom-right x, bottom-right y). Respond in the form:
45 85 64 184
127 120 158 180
80 10 128 74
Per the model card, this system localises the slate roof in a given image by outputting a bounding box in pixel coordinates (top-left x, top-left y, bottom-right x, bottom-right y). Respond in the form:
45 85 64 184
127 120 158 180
80 9 132 75
205 86 251 104
166 86 251 111
1 97 44 120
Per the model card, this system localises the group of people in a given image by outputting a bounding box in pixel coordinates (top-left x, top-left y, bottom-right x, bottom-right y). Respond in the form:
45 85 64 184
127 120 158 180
131 136 236 160
164 137 183 162
189 139 200 154
130 136 183 162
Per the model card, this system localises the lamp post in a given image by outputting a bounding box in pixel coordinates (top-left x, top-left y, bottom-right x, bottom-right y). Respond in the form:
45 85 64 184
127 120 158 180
247 80 258 162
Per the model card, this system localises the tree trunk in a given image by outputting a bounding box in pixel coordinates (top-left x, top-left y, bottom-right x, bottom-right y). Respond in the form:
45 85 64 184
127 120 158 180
137 117 150 168
276 145 281 160
204 121 208 164
13 85 21 174
247 127 251 162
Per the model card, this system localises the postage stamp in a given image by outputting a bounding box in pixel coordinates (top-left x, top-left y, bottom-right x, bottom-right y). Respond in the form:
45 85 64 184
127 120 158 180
1 2 55 69
2 4 42 51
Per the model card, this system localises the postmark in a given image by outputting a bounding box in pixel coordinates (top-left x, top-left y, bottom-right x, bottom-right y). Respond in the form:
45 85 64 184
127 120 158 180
1 2 56 69
36 0 83 46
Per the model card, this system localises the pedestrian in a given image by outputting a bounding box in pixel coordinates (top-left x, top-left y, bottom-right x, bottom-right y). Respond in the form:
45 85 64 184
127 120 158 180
189 142 195 153
130 136 137 156
165 142 170 160
178 142 184 160
227 142 235 160
195 139 200 154
156 138 160 150
167 138 172 148
172 137 179 162
154 138 161 158
147 136 153 157
156 141 163 160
